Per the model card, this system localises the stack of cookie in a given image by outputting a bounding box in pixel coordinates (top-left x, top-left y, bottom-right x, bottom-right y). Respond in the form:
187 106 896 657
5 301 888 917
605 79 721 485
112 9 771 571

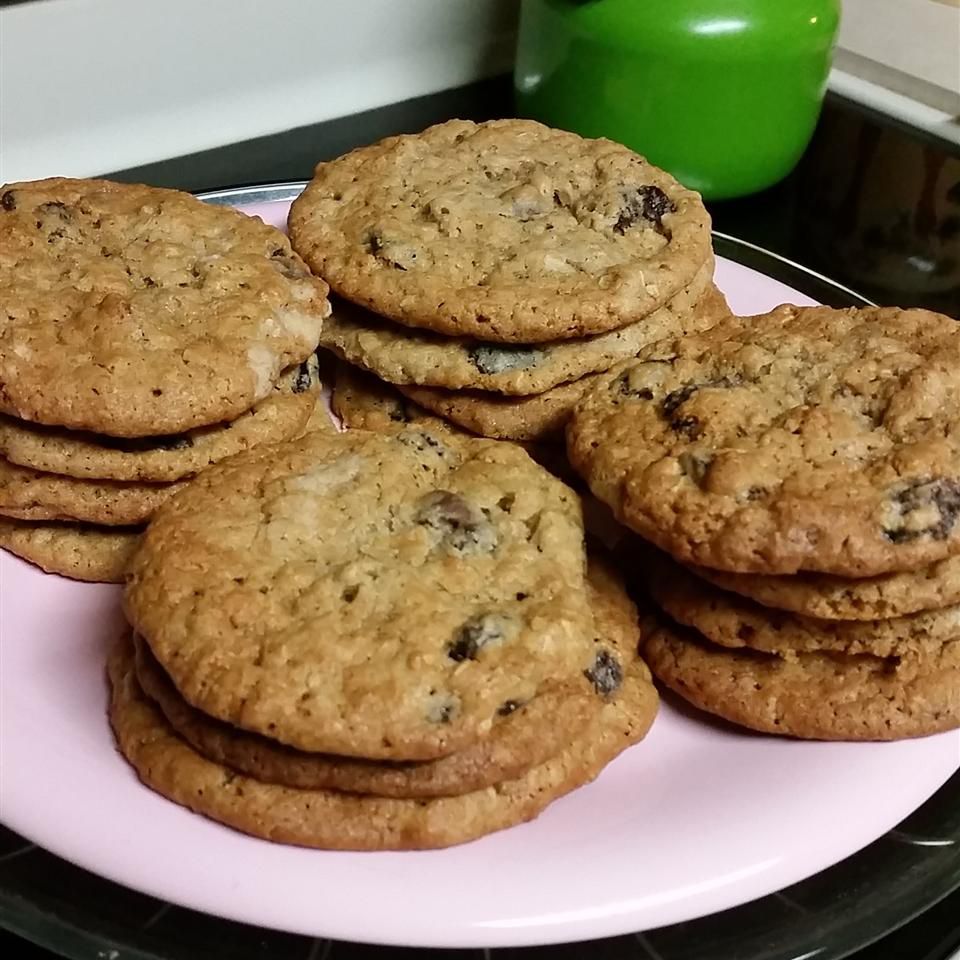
0 177 330 582
568 303 960 740
289 119 726 450
111 429 659 849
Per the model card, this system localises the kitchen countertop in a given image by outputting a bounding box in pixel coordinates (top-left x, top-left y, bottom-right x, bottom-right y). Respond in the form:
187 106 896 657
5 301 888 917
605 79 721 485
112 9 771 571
2 76 958 960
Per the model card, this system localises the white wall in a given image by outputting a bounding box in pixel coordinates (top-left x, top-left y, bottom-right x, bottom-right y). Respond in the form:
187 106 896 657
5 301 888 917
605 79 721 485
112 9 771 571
0 0 518 183
829 0 960 146
837 0 960 112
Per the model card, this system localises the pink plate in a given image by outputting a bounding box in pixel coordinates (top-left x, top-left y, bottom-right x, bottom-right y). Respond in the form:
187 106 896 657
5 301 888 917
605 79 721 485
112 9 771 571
1 197 957 950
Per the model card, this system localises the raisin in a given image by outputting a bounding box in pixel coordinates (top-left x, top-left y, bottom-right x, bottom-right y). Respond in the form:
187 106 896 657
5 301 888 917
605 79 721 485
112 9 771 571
584 650 622 696
447 613 509 661
885 478 960 543
672 415 702 438
467 345 545 376
662 385 702 435
416 490 497 555
292 360 313 393
417 490 473 524
661 384 699 418
1 191 16 211
639 186 674 225
613 185 676 235
661 377 739 430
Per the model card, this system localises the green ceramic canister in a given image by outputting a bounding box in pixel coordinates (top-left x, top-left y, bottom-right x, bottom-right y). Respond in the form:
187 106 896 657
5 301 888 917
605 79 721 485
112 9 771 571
515 0 841 200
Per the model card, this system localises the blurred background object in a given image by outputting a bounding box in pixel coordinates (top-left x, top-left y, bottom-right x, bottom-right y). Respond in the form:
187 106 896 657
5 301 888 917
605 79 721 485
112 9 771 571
514 0 841 200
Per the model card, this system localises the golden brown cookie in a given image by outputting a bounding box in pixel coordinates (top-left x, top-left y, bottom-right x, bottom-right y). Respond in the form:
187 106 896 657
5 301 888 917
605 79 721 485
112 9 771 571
332 362 575 484
400 375 597 443
126 429 594 761
568 305 960 576
108 625 658 850
691 555 960 621
133 634 592 798
0 357 322 481
0 178 330 436
647 553 960 658
330 361 456 434
289 119 712 343
131 552 637 797
318 273 724 395
0 459 183 525
644 616 960 741
0 518 140 582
